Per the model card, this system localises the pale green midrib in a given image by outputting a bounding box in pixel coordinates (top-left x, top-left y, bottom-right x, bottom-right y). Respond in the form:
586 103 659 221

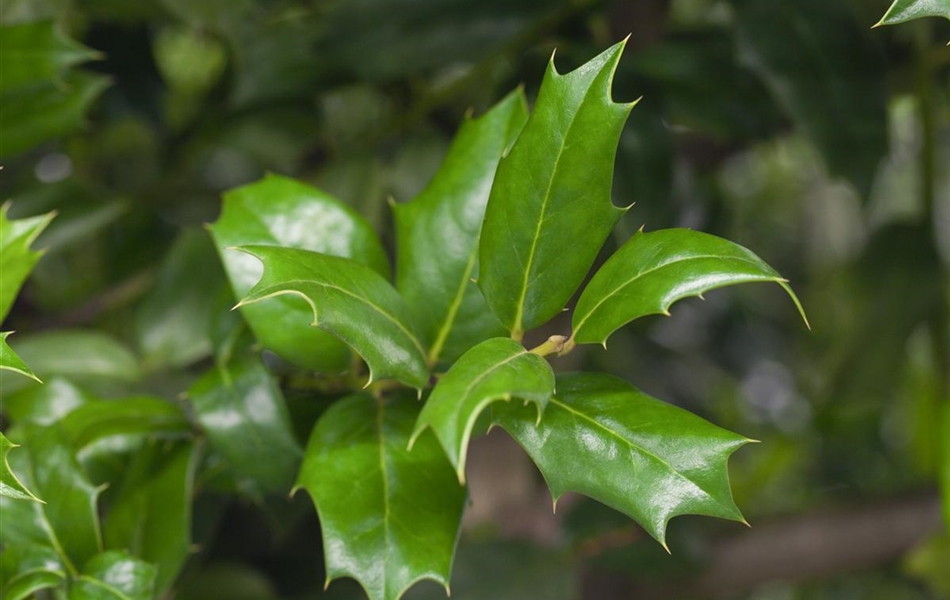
509 73 606 335
573 252 777 336
23 450 86 577
548 397 735 515
376 400 392 599
426 248 479 365
450 350 529 426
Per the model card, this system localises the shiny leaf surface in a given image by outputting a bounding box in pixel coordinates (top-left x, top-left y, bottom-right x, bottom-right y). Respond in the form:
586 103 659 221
876 0 950 25
61 396 190 449
296 393 466 600
411 337 553 482
1 568 65 600
492 372 751 548
0 20 98 92
210 174 390 372
572 229 807 345
69 551 156 600
189 356 301 498
236 246 428 389
3 377 90 424
478 41 632 337
0 207 54 322
0 431 41 501
0 332 40 382
394 90 527 364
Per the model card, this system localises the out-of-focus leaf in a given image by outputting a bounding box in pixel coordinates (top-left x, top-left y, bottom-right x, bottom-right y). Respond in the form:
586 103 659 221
0 543 64 594
61 396 189 449
103 440 197 595
394 90 527 364
174 563 280 600
1 424 102 571
571 229 807 346
136 230 227 369
0 332 40 382
876 0 950 26
905 533 950 595
411 338 553 482
69 551 156 600
0 73 110 158
731 0 887 198
296 393 466 600
478 41 632 337
189 357 301 498
236 246 429 389
0 21 98 92
493 372 751 548
942 403 950 526
153 26 225 95
0 207 55 322
1 568 65 600
210 174 390 372
0 431 41 501
3 377 90 424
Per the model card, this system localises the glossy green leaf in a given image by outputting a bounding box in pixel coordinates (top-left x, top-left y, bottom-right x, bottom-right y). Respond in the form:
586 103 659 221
876 0 950 26
69 551 156 600
0 332 41 382
394 90 528 365
478 41 633 337
572 229 807 345
103 440 197 594
1 424 102 571
0 431 41 501
731 0 887 198
189 356 302 498
1 568 66 600
3 377 90 424
0 72 110 158
411 338 554 482
492 372 751 548
210 174 390 372
61 396 190 450
0 542 64 593
236 246 428 389
296 393 466 600
0 21 98 92
0 206 55 322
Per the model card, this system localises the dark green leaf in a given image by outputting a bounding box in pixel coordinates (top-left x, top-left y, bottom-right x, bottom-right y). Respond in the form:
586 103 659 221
731 0 888 198
0 206 54 322
0 431 41 501
210 174 390 372
70 551 156 600
296 393 466 600
2 568 65 600
394 90 527 365
0 72 110 158
103 440 197 595
492 372 751 548
0 332 40 382
478 41 632 337
411 338 553 482
189 356 301 498
61 396 190 449
236 246 429 389
876 0 950 26
571 229 807 346
0 543 64 593
0 21 98 92
3 377 90 424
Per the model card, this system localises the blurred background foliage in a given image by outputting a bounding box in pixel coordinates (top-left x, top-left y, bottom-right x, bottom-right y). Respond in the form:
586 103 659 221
1 0 949 598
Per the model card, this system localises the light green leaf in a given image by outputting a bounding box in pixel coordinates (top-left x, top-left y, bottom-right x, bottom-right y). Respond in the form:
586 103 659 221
0 543 64 594
572 229 807 345
411 338 554 483
235 246 428 389
0 332 41 382
69 551 156 600
210 174 390 372
478 40 633 338
0 206 55 323
0 21 99 92
103 440 197 595
2 569 66 600
876 0 950 26
3 377 90 424
0 431 41 501
61 396 190 450
492 372 752 548
0 72 110 158
394 90 528 365
731 0 887 198
188 356 302 498
296 393 466 600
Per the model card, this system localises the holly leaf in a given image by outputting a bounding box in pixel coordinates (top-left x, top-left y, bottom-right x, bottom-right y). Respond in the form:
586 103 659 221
188 356 302 498
0 206 55 323
0 332 41 382
0 431 41 501
69 551 156 600
0 20 99 92
411 337 554 483
876 0 950 26
210 174 390 372
235 246 429 389
492 372 752 548
1 568 66 600
478 40 633 338
572 229 807 345
394 90 527 365
296 393 466 600
60 396 190 450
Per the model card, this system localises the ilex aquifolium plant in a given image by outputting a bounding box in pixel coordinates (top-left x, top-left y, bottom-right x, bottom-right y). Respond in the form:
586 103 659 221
210 40 808 600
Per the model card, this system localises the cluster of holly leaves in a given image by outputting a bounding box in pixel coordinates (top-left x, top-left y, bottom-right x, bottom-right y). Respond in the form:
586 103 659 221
1 2 946 600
